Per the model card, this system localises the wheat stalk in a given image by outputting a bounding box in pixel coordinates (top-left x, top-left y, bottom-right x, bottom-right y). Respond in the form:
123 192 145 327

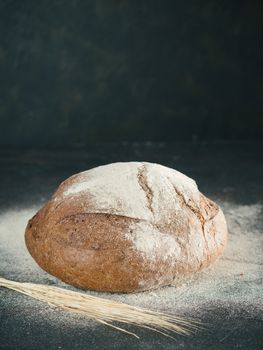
0 276 200 339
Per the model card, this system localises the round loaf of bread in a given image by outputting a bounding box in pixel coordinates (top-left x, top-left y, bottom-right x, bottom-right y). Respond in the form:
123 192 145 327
25 162 227 292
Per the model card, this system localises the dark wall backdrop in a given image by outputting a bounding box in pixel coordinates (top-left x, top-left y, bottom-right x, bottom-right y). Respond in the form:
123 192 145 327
0 0 262 147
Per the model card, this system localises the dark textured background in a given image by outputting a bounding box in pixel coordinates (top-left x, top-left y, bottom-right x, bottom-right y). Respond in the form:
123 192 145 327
0 0 262 147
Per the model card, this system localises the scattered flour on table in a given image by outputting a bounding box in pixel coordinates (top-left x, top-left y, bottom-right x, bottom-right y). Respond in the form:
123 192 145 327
0 201 262 324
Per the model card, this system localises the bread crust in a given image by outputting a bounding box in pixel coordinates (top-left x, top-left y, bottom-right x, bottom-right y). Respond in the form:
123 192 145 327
25 162 228 292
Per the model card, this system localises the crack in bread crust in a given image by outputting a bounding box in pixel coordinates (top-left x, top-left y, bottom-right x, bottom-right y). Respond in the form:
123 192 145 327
170 181 220 252
137 163 154 214
55 212 142 226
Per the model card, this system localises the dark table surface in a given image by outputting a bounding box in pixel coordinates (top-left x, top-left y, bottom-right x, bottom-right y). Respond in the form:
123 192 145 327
0 142 262 350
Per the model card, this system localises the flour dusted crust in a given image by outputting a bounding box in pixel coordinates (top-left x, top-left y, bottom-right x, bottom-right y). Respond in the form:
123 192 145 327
25 162 228 292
